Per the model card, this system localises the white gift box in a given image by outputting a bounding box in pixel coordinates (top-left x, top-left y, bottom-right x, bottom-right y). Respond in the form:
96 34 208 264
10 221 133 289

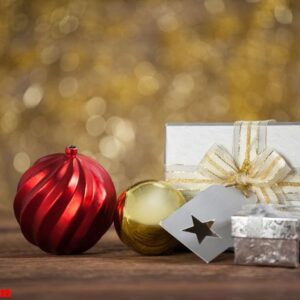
165 122 300 202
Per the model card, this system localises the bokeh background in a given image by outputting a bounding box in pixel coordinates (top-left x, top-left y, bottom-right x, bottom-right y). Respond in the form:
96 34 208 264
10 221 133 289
0 0 299 211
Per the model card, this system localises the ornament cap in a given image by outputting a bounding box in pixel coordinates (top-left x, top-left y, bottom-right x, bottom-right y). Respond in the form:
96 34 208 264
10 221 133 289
65 145 78 156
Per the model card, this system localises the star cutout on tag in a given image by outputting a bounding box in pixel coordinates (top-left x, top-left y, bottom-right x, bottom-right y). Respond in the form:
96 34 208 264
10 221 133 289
183 216 219 244
160 185 256 263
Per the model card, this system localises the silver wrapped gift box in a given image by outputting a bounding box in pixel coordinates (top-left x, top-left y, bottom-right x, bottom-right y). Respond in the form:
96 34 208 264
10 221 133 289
231 204 300 267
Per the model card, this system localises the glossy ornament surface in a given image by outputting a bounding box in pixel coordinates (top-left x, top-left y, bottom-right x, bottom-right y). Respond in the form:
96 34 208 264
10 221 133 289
14 145 116 255
114 180 186 255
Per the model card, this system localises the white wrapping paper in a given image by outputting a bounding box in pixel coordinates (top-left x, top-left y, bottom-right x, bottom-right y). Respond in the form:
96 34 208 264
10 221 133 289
165 122 300 202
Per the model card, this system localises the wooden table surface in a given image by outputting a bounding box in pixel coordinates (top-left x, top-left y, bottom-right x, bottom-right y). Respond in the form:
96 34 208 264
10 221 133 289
1 210 300 300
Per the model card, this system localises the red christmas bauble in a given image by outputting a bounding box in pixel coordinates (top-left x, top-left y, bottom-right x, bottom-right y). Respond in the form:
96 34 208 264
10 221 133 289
14 145 116 255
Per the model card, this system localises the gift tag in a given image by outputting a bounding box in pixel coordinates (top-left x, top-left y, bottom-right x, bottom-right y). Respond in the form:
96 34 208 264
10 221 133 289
160 185 256 263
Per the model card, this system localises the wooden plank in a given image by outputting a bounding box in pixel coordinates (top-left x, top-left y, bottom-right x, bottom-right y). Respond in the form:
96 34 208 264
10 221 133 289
1 211 300 300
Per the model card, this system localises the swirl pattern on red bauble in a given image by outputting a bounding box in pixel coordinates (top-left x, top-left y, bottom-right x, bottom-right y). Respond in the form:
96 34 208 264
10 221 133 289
14 145 116 254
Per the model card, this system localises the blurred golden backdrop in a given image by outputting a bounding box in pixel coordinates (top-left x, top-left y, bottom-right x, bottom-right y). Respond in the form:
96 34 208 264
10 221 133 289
0 0 299 210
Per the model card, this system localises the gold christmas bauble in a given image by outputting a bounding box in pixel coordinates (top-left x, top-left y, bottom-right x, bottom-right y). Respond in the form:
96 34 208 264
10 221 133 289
114 180 186 255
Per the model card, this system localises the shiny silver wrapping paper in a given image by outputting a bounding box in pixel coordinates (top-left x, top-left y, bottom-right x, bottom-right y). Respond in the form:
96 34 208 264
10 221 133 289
232 204 300 268
234 238 298 267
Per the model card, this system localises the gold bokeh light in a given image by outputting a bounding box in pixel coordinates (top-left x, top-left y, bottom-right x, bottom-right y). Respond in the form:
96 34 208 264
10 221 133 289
0 0 299 210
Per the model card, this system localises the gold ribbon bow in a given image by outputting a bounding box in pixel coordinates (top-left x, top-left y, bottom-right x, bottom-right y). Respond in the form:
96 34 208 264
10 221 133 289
167 121 300 204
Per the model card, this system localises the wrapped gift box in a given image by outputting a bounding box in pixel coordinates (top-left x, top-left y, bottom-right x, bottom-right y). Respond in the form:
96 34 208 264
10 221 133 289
231 204 300 267
165 122 300 202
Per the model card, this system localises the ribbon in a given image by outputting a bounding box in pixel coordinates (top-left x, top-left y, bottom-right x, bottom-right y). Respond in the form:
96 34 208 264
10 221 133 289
166 121 300 204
